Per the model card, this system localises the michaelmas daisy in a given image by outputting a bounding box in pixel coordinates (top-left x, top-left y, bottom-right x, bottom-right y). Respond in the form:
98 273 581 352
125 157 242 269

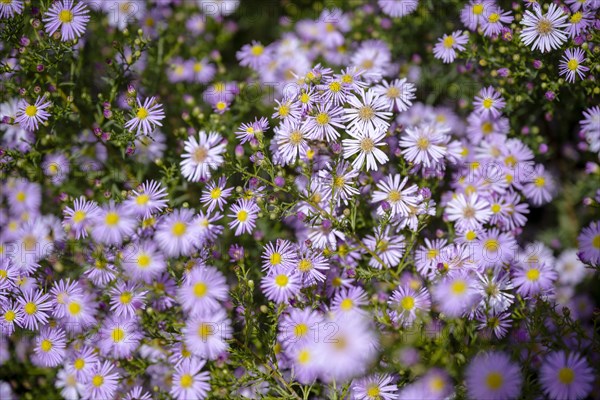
15 96 51 131
181 131 226 182
559 48 589 83
465 351 522 400
124 96 165 136
520 3 569 53
539 351 594 400
43 0 90 41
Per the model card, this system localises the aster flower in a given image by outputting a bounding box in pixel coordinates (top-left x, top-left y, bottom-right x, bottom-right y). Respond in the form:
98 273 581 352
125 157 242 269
476 310 512 339
0 300 23 336
520 3 569 53
512 261 557 297
34 326 66 367
465 351 522 400
0 0 23 18
261 266 301 304
559 48 589 83
98 316 142 358
350 40 392 82
363 227 405 269
124 96 165 136
539 351 594 400
50 278 83 319
294 245 330 285
343 128 389 171
372 174 420 218
55 368 83 400
228 199 260 236
274 121 310 166
303 101 345 142
473 86 506 119
577 221 600 265
189 57 216 84
331 286 369 316
261 240 298 272
237 41 270 69
566 9 593 37
124 180 168 219
475 272 514 313
481 6 514 37
178 266 228 315
460 0 495 30
433 31 469 63
446 193 492 229
155 208 197 257
200 177 233 213
109 282 147 318
17 289 52 330
170 359 211 400
43 0 90 41
307 220 346 250
388 284 431 327
372 78 416 112
82 360 120 400
432 272 479 317
351 373 399 400
42 152 70 185
66 346 98 380
317 161 360 206
183 309 232 360
378 0 418 18
90 201 136 245
62 197 100 239
15 96 51 131
181 130 227 182
399 123 449 168
522 164 555 206
344 89 391 134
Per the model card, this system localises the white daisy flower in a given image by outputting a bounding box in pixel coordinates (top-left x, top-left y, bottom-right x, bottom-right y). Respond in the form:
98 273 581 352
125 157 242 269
520 3 569 53
181 131 227 182
342 129 389 171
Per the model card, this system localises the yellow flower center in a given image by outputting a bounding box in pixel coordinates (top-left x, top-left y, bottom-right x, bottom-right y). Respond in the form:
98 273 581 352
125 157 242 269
216 101 227 111
570 12 583 24
193 63 203 73
193 282 208 298
72 210 86 223
488 13 500 23
443 36 455 48
473 4 484 15
210 187 222 200
360 137 375 153
105 212 119 226
25 105 37 117
592 234 600 249
180 374 194 389
92 375 104 387
137 253 151 268
427 249 439 259
401 296 415 311
298 259 313 272
536 18 553 35
24 302 37 315
526 268 540 281
294 323 308 338
358 106 375 121
68 301 81 315
484 238 499 253
297 349 310 364
171 221 187 237
417 137 430 150
136 107 149 120
366 385 380 397
567 59 579 71
4 310 16 322
278 104 289 117
387 190 402 203
119 292 132 304
250 45 264 56
534 177 545 187
274 274 288 287
483 98 494 109
340 298 353 311
387 86 400 98
198 323 214 339
136 194 149 205
486 372 504 390
300 93 310 103
315 112 330 125
74 358 85 370
41 339 53 352
111 327 125 342
558 367 575 384
237 210 248 222
270 252 282 265
59 9 74 23
450 280 467 295
329 81 342 92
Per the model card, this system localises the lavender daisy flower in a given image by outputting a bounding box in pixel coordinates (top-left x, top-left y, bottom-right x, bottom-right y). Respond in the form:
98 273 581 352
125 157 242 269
363 227 405 269
122 240 166 283
473 86 506 119
109 282 147 318
446 193 492 229
318 161 360 206
34 326 66 367
388 284 431 327
0 0 23 18
294 245 330 285
520 3 569 53
42 152 70 185
539 351 594 400
432 272 479 317
43 0 90 41
278 307 323 350
512 261 557 297
303 101 345 142
124 386 152 400
566 9 593 37
351 373 398 400
170 359 211 400
261 266 301 304
124 96 165 136
154 208 198 257
17 289 52 330
481 6 514 37
67 346 98 380
372 174 420 218
98 316 142 358
236 41 270 69
331 286 369 316
181 131 226 182
55 368 83 400
522 164 555 206
124 180 168 219
228 199 260 236
465 351 522 400
399 123 449 168
343 128 389 171
344 89 392 135
183 308 232 360
433 31 469 63
559 48 589 83
201 177 233 213
261 239 298 272
460 0 495 30
189 57 216 84
15 96 51 131
82 360 120 400
178 266 228 315
1 300 23 336
90 201 136 245
378 0 418 17
372 78 416 112
577 221 600 265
